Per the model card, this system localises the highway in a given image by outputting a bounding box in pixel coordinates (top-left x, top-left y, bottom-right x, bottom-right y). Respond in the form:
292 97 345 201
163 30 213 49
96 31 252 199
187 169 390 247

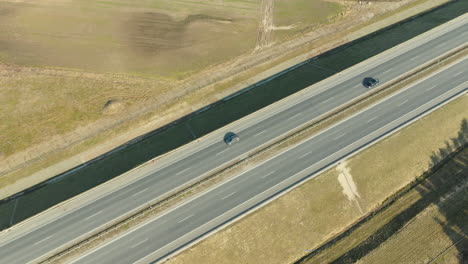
0 17 467 264
73 58 468 264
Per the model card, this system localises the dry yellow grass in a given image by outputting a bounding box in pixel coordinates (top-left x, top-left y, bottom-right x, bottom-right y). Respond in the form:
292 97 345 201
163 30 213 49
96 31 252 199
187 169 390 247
0 0 259 77
356 177 468 264
304 147 468 264
349 95 468 211
166 94 468 264
0 65 165 156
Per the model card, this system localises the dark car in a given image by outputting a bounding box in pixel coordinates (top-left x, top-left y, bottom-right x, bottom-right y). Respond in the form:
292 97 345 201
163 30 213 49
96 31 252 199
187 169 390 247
363 77 379 88
224 132 240 145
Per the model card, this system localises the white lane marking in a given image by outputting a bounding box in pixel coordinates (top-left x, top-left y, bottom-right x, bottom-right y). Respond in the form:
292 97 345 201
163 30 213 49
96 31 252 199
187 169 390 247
261 171 276 179
321 96 335 104
410 56 418 61
436 43 443 48
288 113 302 120
85 211 102 221
131 239 148 248
132 188 148 197
215 149 229 156
299 151 312 159
178 215 194 223
366 116 379 123
34 235 53 245
427 85 436 91
221 192 237 200
382 68 393 74
398 100 408 106
454 71 463 77
254 130 267 137
175 167 191 175
334 133 346 140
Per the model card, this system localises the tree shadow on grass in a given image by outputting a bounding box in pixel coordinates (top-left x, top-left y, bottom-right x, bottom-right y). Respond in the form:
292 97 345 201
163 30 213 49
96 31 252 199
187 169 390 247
421 118 468 263
296 118 468 264
430 119 468 166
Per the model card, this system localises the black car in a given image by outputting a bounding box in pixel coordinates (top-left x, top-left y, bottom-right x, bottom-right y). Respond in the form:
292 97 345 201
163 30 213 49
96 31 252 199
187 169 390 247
363 77 379 88
224 132 240 145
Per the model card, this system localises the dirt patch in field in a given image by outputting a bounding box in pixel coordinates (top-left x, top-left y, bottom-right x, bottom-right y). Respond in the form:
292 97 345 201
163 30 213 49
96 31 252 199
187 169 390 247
164 95 468 264
125 12 185 54
337 162 364 214
101 100 125 115
255 0 275 50
124 12 234 55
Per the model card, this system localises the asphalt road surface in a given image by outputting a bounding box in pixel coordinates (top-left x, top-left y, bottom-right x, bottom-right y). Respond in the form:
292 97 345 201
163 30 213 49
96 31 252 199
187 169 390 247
0 18 466 264
73 58 468 264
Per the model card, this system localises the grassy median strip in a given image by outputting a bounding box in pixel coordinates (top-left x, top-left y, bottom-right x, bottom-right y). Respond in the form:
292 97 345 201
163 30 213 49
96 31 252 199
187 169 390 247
42 45 467 263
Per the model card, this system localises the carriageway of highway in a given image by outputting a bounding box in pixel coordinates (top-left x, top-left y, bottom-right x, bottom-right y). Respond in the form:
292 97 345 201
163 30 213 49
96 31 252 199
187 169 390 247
0 15 466 264
74 58 468 264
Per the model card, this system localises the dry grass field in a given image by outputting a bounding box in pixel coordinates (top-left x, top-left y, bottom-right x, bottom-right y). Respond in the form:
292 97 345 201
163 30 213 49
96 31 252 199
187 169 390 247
0 0 340 77
165 94 468 264
356 167 468 264
301 148 468 264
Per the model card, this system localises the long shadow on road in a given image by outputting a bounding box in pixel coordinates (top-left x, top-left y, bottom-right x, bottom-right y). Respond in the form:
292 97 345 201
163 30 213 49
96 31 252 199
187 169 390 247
0 0 466 231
